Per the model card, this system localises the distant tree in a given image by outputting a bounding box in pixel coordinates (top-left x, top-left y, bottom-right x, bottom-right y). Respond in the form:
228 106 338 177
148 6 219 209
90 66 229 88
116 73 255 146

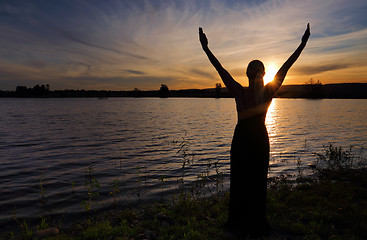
215 82 222 98
16 86 29 97
133 88 142 97
16 86 28 93
159 84 169 98
33 84 41 95
15 84 50 97
32 84 49 96
305 78 323 98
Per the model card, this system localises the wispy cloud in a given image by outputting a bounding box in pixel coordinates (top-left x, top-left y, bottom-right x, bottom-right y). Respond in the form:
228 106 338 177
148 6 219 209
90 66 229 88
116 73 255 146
294 64 350 75
124 70 145 75
60 30 149 60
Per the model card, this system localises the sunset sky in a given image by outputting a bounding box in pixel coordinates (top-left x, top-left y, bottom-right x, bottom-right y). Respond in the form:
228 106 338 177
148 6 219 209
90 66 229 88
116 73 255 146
1 0 366 91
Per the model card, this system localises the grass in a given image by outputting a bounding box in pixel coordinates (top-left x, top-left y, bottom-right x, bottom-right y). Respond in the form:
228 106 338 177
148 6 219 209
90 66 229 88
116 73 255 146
267 169 367 239
1 144 366 239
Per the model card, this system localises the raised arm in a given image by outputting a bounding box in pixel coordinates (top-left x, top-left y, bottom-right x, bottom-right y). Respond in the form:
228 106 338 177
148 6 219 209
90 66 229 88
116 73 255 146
266 23 311 96
199 27 243 96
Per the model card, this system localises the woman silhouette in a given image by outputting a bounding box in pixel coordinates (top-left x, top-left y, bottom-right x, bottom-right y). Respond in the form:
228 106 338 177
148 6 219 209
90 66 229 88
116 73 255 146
199 24 310 237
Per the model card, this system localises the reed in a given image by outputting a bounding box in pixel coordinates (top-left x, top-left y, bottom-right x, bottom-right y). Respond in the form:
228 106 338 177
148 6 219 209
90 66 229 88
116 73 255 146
172 133 196 198
109 178 121 208
315 144 360 171
81 165 100 213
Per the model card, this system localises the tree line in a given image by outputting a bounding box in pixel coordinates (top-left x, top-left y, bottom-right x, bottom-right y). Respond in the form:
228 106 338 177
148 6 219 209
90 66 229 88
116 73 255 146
1 81 365 99
14 84 51 97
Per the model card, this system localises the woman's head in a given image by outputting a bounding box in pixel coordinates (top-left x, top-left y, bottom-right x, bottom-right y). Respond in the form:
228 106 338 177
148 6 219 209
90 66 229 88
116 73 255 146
246 60 265 81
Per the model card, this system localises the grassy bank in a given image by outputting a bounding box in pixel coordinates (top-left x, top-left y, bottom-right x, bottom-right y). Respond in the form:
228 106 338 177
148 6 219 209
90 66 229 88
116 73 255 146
2 144 366 240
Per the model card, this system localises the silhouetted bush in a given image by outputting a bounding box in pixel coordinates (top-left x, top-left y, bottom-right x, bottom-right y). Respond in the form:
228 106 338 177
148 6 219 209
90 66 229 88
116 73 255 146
215 83 221 98
159 84 169 98
305 78 323 98
132 88 142 97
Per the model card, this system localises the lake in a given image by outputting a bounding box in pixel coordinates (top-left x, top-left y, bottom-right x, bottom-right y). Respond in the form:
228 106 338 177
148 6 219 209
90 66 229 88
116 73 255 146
0 98 366 227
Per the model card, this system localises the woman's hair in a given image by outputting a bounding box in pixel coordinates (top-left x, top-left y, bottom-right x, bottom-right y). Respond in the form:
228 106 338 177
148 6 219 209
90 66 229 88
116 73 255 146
246 60 265 80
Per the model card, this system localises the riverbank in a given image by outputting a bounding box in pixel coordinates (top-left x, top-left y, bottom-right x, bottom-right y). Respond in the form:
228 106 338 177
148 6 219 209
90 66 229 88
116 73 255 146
2 145 366 240
2 168 367 239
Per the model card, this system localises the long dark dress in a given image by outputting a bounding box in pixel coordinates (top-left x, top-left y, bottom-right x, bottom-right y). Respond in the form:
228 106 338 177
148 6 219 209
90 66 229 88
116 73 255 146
227 100 271 237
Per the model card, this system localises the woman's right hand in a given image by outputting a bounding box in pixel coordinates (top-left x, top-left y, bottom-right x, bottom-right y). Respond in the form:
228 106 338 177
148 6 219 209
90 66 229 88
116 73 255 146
302 23 310 44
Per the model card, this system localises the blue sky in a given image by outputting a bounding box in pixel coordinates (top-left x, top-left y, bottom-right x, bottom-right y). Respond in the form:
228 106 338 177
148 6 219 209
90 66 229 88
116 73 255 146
0 0 366 90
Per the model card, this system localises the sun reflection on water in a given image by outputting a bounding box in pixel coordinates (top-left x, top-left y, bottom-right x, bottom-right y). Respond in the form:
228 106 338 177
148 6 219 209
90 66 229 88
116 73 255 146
266 99 280 168
266 99 277 126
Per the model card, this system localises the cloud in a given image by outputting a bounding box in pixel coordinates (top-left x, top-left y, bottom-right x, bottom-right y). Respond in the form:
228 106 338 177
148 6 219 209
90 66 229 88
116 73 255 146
61 31 121 54
190 68 216 79
0 4 22 14
124 69 145 75
60 30 149 60
294 64 350 75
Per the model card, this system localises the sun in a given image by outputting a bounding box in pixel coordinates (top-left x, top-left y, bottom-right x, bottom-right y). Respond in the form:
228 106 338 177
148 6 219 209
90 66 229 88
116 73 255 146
263 64 278 85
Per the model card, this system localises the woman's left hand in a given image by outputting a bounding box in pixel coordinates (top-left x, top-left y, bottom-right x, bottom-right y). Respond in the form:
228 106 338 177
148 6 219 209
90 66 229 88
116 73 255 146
199 27 208 49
